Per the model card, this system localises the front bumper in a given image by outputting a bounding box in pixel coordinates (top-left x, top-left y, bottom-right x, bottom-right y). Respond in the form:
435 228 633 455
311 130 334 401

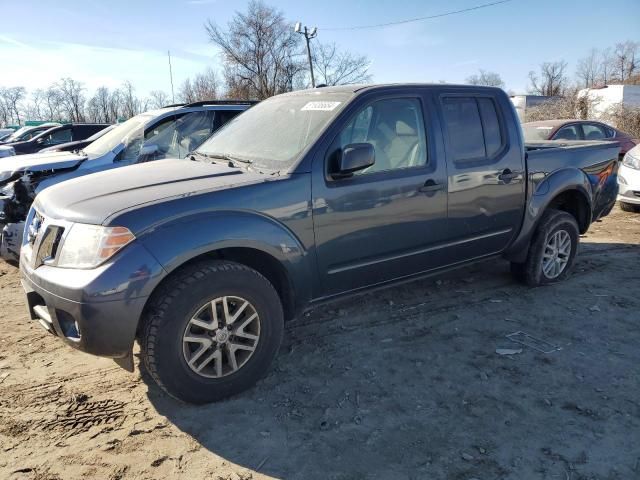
617 164 640 205
19 240 166 358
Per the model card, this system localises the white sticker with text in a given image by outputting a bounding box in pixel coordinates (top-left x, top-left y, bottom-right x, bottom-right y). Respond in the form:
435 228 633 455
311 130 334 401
301 101 342 111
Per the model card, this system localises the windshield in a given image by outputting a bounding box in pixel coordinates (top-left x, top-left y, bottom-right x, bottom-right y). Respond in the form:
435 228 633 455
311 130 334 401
522 124 554 142
4 126 37 142
84 114 152 157
196 92 352 171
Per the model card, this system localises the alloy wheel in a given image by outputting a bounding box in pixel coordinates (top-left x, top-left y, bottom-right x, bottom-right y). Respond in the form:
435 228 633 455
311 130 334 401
542 230 571 279
182 296 260 378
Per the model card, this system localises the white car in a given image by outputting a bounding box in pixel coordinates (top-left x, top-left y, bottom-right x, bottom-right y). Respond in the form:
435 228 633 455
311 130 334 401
618 144 640 212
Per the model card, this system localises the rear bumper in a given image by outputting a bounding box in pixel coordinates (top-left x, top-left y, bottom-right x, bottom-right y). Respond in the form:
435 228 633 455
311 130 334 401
19 241 166 358
617 164 640 205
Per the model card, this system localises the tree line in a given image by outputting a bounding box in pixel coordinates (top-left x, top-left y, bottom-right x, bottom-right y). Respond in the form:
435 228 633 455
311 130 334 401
465 40 639 95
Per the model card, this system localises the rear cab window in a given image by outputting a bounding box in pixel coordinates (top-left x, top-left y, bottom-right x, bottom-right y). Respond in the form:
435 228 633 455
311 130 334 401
441 95 505 163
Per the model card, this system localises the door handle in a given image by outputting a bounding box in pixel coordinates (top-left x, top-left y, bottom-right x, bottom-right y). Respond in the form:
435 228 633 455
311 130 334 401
419 179 444 193
498 169 519 181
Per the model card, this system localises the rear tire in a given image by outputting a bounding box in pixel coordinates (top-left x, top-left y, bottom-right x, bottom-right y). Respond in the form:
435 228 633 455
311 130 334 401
140 260 284 404
510 209 579 287
620 202 640 213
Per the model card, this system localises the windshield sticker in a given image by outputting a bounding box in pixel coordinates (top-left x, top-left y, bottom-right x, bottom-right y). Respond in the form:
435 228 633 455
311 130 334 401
301 101 342 111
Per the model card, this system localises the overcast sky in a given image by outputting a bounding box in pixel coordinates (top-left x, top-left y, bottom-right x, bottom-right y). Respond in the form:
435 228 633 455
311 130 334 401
1 0 638 98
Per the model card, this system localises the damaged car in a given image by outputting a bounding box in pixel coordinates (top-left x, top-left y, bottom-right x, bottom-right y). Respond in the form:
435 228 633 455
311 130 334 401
0 100 255 262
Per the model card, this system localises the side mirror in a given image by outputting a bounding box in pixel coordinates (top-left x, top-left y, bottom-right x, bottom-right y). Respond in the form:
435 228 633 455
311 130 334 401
36 137 44 144
334 143 375 178
137 143 159 162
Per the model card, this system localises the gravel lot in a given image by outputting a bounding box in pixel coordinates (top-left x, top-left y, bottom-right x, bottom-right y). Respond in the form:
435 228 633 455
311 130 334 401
0 206 639 480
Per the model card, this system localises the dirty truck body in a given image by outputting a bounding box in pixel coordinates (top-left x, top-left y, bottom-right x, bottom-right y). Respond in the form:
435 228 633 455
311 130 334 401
19 85 619 403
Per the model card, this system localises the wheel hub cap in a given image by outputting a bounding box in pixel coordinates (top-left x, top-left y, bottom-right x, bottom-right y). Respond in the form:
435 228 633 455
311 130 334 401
542 230 571 279
182 296 260 378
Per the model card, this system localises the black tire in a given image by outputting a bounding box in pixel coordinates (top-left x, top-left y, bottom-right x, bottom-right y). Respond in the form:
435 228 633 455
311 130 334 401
510 209 579 287
140 260 284 404
620 202 640 213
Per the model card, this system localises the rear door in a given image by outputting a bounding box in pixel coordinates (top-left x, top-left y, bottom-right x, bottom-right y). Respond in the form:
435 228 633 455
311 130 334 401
312 91 450 296
438 91 525 260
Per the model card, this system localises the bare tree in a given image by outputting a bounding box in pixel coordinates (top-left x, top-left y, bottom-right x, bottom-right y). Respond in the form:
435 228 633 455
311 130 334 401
192 68 220 100
108 89 122 122
120 81 140 118
57 78 86 121
576 49 602 88
311 42 371 86
205 0 304 99
465 69 505 88
528 61 568 96
611 41 639 83
149 90 170 109
0 87 27 124
178 78 196 103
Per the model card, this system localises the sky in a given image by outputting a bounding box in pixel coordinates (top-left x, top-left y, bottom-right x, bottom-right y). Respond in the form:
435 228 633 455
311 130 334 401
0 0 639 99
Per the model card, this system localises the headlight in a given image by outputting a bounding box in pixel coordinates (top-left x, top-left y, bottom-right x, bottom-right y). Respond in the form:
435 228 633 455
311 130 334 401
623 152 640 170
0 171 13 183
56 224 135 269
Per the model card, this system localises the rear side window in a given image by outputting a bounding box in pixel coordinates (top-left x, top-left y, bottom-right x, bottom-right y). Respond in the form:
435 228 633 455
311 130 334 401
477 98 502 157
442 96 504 162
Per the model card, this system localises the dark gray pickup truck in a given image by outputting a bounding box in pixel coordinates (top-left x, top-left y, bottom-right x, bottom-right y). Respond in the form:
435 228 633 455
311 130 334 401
19 84 619 403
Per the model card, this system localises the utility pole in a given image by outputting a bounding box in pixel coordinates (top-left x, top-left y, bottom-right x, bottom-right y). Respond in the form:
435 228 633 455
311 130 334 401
168 50 175 104
295 22 318 88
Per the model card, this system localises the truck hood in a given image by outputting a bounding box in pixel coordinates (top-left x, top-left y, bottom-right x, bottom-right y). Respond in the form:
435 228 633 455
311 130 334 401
0 151 87 177
35 158 265 225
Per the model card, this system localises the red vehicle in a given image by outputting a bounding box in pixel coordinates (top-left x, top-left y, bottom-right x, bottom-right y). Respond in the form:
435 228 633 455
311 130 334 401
522 119 638 157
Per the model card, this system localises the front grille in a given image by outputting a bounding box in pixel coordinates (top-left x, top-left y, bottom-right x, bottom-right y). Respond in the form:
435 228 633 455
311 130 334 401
34 225 64 267
26 209 66 267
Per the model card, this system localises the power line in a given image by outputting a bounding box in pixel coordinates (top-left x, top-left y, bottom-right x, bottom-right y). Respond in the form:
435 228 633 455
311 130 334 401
320 0 513 31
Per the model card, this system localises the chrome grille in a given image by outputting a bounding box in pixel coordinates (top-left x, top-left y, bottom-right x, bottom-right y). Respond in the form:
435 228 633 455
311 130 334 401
35 225 64 267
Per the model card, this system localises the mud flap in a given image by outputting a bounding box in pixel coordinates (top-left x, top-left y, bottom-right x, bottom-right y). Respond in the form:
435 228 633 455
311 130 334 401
113 351 134 372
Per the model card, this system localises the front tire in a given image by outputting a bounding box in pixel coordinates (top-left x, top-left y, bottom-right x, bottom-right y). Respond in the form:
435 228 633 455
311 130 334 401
140 260 284 404
510 209 579 286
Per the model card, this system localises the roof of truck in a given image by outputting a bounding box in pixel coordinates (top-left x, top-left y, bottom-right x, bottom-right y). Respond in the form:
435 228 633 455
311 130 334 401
280 83 504 96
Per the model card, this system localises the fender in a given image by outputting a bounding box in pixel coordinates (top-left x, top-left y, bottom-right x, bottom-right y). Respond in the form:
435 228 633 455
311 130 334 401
137 209 314 311
504 167 593 262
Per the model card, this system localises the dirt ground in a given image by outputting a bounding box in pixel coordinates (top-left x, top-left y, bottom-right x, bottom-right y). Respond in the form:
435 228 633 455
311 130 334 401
0 206 638 480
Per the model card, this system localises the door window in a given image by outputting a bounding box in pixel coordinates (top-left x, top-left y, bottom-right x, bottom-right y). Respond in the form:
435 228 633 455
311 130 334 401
553 125 580 140
582 123 607 140
442 97 485 162
141 111 212 159
41 128 72 145
336 98 427 175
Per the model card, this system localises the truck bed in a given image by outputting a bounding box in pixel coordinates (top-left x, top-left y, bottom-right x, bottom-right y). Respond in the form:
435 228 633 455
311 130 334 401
525 140 620 221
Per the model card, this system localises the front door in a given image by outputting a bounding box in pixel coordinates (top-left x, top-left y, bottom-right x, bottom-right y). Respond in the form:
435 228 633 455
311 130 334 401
312 94 450 297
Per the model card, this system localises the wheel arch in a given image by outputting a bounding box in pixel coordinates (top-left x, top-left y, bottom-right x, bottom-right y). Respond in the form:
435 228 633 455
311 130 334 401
136 211 313 333
504 168 593 262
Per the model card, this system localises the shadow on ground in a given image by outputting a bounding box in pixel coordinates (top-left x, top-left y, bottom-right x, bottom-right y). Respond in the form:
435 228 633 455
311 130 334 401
145 242 640 479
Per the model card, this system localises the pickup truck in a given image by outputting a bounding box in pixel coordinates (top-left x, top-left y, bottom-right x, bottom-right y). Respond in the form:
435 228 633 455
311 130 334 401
19 84 620 404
